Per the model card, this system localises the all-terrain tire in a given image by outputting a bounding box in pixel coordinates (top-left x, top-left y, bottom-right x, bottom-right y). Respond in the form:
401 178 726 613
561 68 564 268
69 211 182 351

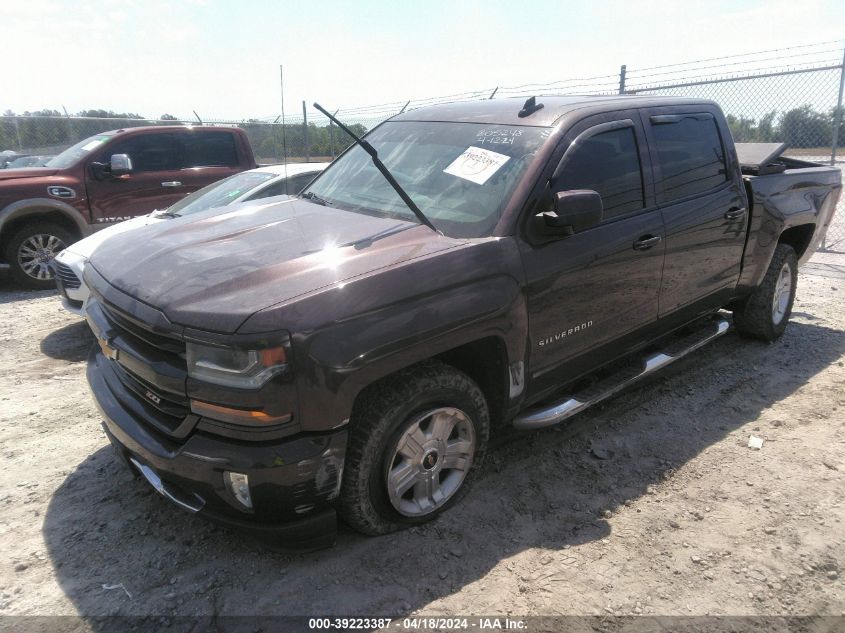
4 222 74 289
733 243 798 341
339 360 490 535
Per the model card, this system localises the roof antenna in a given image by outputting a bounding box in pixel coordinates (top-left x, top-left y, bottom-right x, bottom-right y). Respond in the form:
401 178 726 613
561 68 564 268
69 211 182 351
518 96 543 118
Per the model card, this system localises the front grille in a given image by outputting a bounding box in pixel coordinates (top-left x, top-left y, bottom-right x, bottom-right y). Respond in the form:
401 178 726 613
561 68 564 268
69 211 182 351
97 299 194 439
101 300 185 355
112 363 189 434
54 261 81 289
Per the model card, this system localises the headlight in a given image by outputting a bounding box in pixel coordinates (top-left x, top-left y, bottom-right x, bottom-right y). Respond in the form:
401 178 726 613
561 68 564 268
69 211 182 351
186 342 288 389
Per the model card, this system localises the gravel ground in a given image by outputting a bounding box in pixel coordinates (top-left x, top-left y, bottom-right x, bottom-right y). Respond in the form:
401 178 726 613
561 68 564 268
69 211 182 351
0 253 843 625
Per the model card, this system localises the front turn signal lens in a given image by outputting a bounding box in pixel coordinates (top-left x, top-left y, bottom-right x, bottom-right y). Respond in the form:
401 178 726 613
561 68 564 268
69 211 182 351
190 400 292 427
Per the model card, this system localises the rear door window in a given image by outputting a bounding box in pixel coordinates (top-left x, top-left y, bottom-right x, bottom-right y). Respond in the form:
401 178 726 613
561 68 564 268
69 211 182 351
107 133 179 172
181 131 238 167
555 126 645 219
650 114 728 202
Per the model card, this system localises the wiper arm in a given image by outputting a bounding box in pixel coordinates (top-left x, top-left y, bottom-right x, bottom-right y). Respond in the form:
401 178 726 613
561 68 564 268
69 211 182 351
300 191 333 207
313 102 439 234
154 210 180 218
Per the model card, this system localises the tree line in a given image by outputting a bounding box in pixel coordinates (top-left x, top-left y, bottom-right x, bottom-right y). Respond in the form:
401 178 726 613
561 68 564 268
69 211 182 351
3 103 843 159
0 109 365 160
725 105 843 148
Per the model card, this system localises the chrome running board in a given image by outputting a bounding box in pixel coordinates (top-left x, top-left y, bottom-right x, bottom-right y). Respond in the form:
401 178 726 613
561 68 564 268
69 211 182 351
513 317 730 431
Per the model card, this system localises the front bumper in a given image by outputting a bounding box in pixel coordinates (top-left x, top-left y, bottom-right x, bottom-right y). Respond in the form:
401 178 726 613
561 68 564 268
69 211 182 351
52 250 89 316
87 346 346 550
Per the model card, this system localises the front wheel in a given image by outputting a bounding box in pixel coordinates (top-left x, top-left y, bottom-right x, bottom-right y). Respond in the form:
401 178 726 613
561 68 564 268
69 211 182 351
4 222 73 289
339 360 489 535
733 243 798 341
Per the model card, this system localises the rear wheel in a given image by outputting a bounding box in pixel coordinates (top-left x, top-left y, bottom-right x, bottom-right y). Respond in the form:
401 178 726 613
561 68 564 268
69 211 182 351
340 360 489 535
4 222 73 289
733 243 798 341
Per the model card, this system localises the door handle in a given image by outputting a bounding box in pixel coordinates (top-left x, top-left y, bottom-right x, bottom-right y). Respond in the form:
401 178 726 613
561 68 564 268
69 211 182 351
724 207 746 220
161 181 182 187
633 235 662 251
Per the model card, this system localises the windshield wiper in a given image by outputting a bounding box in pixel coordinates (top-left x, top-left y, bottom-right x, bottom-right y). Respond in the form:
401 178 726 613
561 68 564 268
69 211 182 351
153 210 180 218
313 102 439 234
300 191 333 207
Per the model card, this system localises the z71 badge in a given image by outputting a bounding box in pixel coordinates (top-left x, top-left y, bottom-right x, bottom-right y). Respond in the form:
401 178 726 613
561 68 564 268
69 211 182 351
538 321 593 347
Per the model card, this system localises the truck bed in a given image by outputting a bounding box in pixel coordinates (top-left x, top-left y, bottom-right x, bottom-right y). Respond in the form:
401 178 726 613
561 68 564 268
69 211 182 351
741 149 841 269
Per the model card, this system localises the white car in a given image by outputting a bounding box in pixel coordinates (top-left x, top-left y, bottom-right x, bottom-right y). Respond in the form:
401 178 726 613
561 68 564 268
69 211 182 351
52 162 327 315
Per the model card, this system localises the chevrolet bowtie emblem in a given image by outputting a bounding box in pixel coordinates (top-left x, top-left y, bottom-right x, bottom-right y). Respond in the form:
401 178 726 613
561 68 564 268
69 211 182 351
97 336 119 360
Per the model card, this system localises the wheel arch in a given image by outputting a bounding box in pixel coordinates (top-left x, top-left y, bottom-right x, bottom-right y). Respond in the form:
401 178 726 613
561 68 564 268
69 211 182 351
777 223 815 260
433 336 511 431
348 335 513 433
0 199 89 252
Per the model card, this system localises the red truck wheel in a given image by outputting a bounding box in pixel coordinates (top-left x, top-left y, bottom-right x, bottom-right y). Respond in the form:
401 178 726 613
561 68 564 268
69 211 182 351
4 222 73 290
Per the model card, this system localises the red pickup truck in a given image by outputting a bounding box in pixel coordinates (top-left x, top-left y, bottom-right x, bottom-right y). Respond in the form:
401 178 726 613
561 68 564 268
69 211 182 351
0 125 257 288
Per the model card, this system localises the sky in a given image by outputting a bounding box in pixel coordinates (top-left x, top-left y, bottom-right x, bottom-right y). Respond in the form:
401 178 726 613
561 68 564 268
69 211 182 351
2 0 845 121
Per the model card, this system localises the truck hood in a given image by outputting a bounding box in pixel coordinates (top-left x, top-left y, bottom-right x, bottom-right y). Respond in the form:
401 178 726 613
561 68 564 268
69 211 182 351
0 167 60 182
89 197 462 333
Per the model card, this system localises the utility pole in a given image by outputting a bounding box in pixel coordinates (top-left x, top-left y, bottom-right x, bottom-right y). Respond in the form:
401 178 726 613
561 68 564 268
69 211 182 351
329 108 339 158
13 116 22 151
302 100 309 162
830 47 845 166
619 65 627 95
280 65 288 168
62 105 74 143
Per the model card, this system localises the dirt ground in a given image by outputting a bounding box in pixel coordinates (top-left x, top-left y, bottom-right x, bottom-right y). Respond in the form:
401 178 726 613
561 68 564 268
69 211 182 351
0 252 843 626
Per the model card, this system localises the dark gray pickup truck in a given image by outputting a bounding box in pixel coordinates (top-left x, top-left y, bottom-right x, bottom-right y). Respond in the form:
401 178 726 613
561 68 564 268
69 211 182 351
82 95 841 550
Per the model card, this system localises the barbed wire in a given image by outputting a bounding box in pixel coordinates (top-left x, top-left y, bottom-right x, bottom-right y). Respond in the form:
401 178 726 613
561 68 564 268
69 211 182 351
625 38 845 73
625 48 845 81
302 41 845 123
624 60 845 92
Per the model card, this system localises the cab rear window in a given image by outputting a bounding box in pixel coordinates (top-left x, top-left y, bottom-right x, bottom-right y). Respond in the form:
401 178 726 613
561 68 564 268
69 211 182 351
651 114 728 202
182 131 238 168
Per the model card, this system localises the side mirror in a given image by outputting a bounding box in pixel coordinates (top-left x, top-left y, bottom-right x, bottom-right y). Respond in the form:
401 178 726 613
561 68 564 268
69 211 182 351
535 190 603 236
109 154 133 177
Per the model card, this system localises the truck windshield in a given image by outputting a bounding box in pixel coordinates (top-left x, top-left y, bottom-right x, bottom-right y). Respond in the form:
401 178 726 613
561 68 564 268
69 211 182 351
165 170 277 217
302 121 547 238
45 134 115 169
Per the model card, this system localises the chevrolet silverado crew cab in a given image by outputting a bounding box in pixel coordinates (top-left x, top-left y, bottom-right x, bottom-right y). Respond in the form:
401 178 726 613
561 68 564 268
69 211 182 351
0 125 256 288
83 96 841 550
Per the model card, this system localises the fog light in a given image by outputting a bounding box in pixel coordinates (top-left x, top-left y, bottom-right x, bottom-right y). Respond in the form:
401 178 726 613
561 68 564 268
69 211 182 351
224 471 253 509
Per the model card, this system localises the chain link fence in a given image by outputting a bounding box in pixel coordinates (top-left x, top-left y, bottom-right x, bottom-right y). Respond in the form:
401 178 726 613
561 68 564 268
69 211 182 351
623 64 845 251
3 42 845 249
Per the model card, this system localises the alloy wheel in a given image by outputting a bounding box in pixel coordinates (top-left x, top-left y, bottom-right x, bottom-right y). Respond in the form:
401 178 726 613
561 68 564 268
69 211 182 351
771 262 793 325
386 407 476 517
17 233 66 281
